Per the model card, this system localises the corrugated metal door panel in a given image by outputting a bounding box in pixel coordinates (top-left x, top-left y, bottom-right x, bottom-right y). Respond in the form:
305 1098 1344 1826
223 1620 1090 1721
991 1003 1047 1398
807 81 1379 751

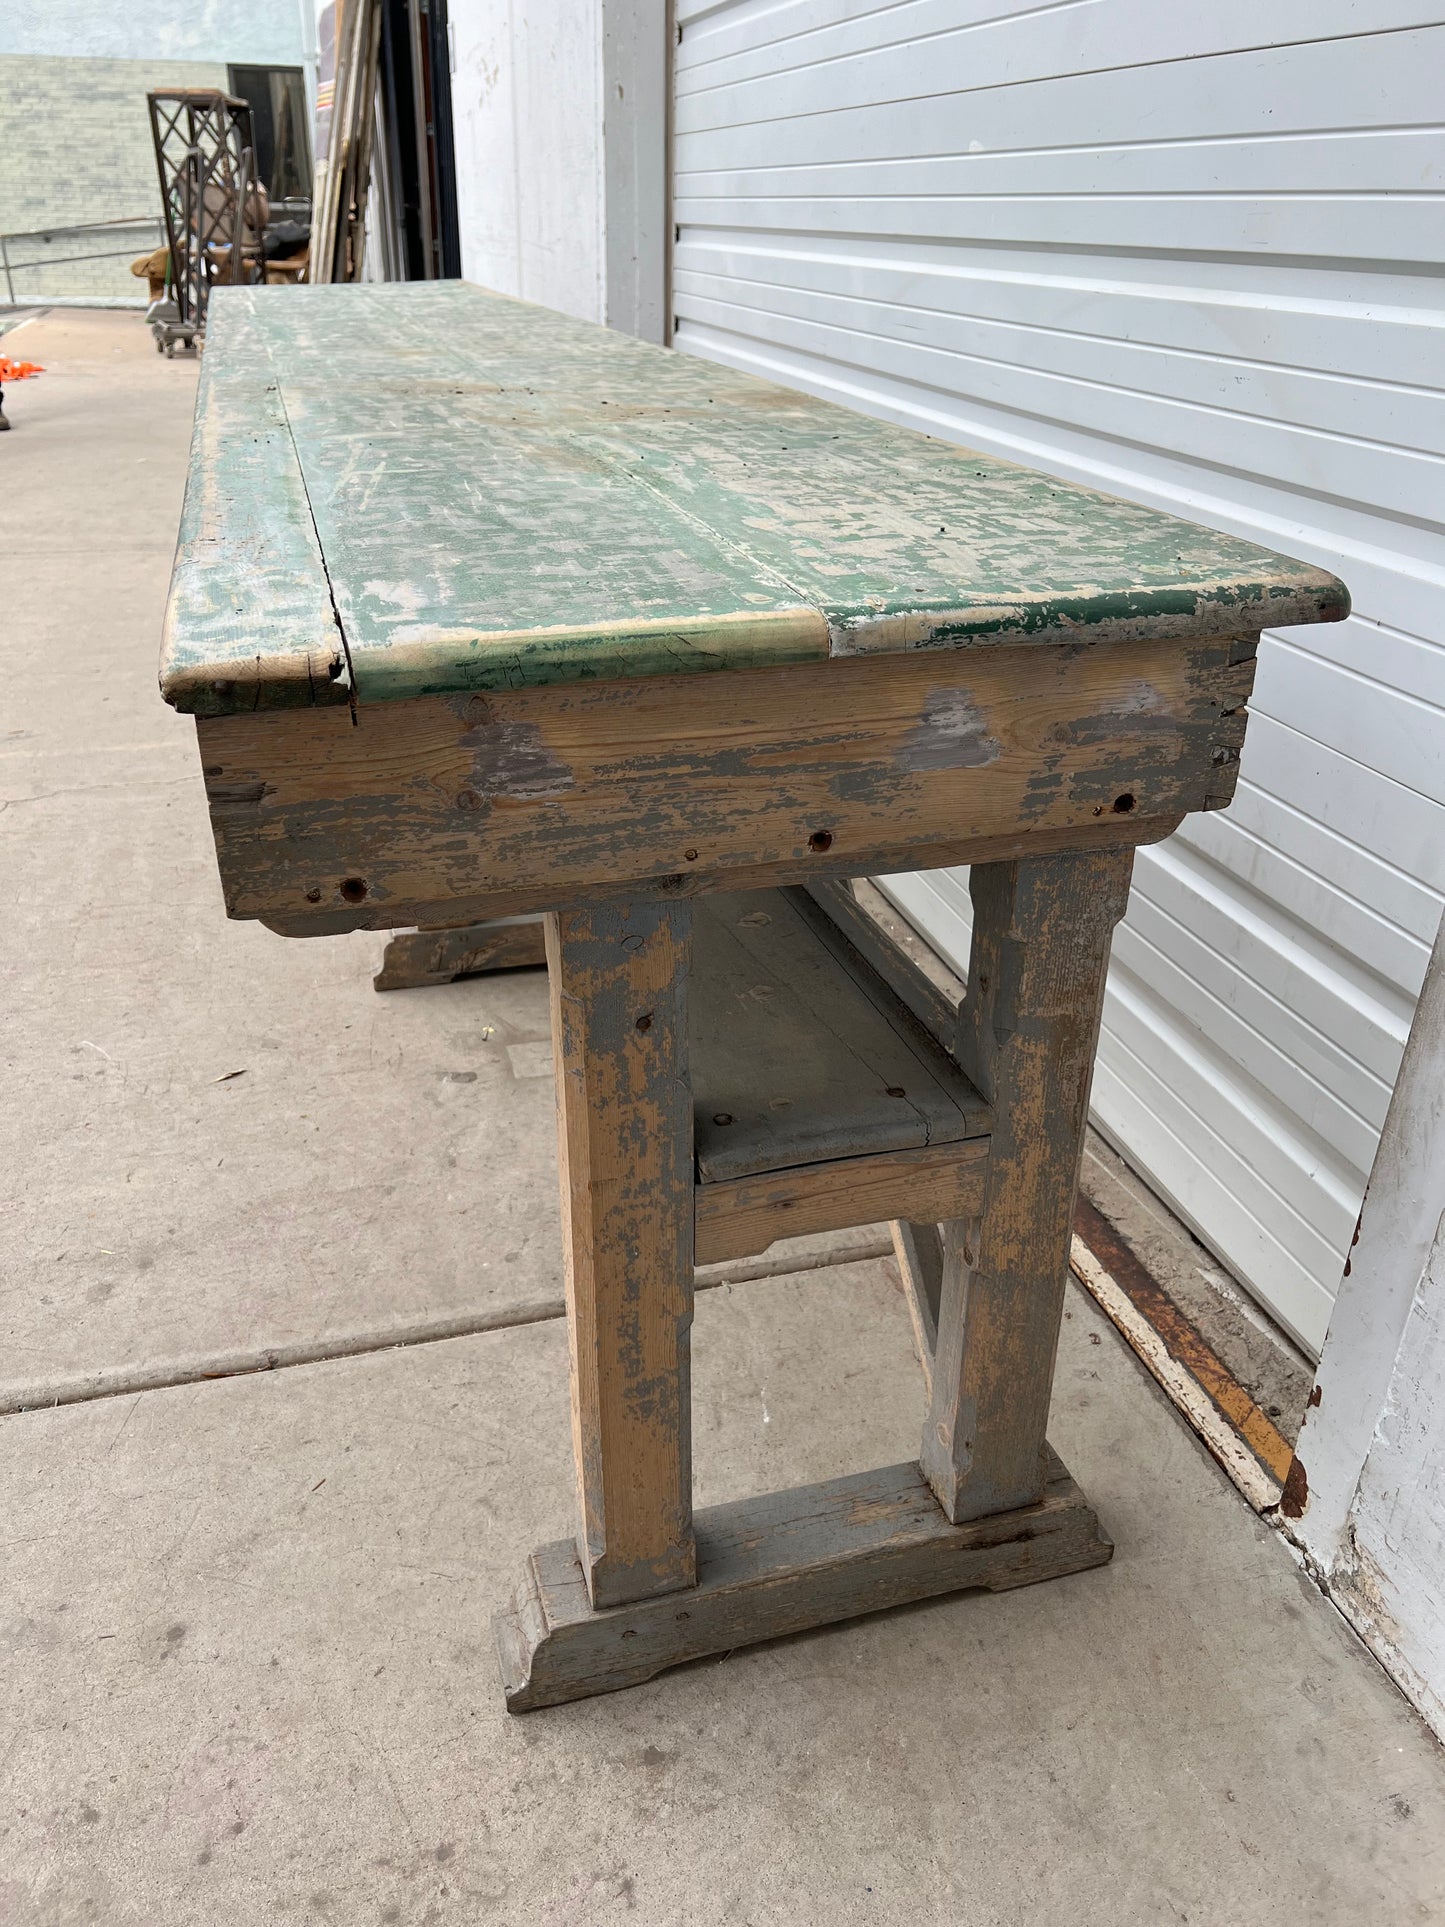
673 236 1445 389
673 278 1445 461
679 0 1444 80
1188 728 1445 953
1115 896 1392 1164
1252 642 1445 805
673 0 1445 1353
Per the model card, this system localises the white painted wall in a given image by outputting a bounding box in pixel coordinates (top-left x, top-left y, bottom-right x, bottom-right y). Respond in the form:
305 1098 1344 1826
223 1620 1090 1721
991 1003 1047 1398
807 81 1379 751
672 0 1445 1356
599 0 667 343
448 0 664 339
1290 912 1445 1741
450 0 605 322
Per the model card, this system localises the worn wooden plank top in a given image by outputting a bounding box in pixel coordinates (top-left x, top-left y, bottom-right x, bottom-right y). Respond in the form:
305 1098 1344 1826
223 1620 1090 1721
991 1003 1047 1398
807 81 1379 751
160 282 1348 717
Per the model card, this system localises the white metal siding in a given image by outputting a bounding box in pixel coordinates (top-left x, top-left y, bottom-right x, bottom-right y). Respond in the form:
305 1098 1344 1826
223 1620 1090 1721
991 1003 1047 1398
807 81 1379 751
673 0 1445 1354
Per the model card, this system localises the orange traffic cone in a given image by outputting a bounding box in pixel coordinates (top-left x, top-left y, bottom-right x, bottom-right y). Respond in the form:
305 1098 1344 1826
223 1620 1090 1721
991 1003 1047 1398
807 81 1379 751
0 352 42 428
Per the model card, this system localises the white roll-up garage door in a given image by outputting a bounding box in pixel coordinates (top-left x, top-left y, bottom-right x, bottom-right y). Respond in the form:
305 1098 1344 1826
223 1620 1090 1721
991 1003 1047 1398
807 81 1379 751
672 1 1445 1355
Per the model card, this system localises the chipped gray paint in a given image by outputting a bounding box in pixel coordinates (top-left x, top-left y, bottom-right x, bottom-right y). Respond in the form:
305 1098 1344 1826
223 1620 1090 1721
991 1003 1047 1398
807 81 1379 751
460 714 575 800
900 690 1002 772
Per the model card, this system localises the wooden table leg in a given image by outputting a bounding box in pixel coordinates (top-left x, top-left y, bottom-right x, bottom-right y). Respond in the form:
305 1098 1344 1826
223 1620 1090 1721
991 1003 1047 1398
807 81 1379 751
545 901 697 1610
495 874 1119 1713
920 851 1133 1524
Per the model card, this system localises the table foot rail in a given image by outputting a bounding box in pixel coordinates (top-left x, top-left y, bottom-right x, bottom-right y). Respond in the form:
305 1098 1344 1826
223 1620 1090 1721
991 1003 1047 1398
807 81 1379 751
496 1447 1109 1712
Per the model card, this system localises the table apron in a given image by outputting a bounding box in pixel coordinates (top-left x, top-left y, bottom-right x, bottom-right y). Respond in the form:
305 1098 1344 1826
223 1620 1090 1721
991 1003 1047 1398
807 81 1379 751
194 636 1254 935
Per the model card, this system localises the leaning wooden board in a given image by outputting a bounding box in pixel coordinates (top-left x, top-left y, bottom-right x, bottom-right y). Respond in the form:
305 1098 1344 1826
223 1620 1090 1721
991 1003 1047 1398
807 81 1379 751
161 282 1349 1710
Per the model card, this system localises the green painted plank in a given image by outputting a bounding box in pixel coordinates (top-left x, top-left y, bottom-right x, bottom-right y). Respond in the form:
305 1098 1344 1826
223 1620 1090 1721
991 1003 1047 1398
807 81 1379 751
161 281 1348 714
277 396 828 702
576 404 1346 653
159 295 350 716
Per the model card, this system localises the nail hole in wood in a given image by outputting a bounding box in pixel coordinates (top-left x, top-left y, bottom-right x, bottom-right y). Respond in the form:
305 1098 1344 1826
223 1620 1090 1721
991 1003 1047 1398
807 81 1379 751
808 830 833 853
1112 792 1136 814
713 1112 734 1126
683 847 699 861
304 888 322 903
339 877 368 903
636 1013 653 1032
886 1086 906 1098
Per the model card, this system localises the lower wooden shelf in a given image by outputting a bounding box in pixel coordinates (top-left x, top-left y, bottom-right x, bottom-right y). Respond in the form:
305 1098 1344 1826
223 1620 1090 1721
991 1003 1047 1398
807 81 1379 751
495 1446 1111 1712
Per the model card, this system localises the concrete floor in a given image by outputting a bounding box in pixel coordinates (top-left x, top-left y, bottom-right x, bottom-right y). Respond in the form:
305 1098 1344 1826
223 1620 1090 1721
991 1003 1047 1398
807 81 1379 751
4 310 1445 1925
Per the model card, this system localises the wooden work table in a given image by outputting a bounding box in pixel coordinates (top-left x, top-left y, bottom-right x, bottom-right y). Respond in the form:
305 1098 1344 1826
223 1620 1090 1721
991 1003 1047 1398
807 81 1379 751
162 282 1348 1710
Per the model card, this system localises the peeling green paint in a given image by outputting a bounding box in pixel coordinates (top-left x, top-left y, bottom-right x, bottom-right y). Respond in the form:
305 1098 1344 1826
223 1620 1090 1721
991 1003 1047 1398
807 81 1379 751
161 281 1349 716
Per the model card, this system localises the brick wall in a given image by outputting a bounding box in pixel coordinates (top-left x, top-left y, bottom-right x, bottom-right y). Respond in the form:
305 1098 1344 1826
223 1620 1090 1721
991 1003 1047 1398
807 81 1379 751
0 56 228 299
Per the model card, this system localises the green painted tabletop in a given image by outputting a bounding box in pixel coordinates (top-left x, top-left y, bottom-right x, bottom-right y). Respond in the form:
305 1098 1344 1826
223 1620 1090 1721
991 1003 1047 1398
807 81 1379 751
160 282 1348 716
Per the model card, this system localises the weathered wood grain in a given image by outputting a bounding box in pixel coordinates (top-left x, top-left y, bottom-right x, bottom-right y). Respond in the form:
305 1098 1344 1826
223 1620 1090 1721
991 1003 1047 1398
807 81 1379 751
691 890 987 1181
891 1220 947 1396
260 819 1168 941
694 1140 989 1266
195 637 1247 936
159 311 351 717
372 916 546 991
495 1447 1111 1711
547 903 696 1609
800 881 958 1054
921 852 1134 1524
160 283 1347 717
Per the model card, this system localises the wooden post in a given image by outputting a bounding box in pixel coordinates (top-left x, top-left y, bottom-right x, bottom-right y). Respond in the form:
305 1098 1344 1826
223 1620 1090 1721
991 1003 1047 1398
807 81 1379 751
920 851 1133 1524
546 901 697 1609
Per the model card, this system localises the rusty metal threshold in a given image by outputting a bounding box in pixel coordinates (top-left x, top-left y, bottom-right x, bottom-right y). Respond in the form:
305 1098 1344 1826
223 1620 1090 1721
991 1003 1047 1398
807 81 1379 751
1070 1193 1296 1512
